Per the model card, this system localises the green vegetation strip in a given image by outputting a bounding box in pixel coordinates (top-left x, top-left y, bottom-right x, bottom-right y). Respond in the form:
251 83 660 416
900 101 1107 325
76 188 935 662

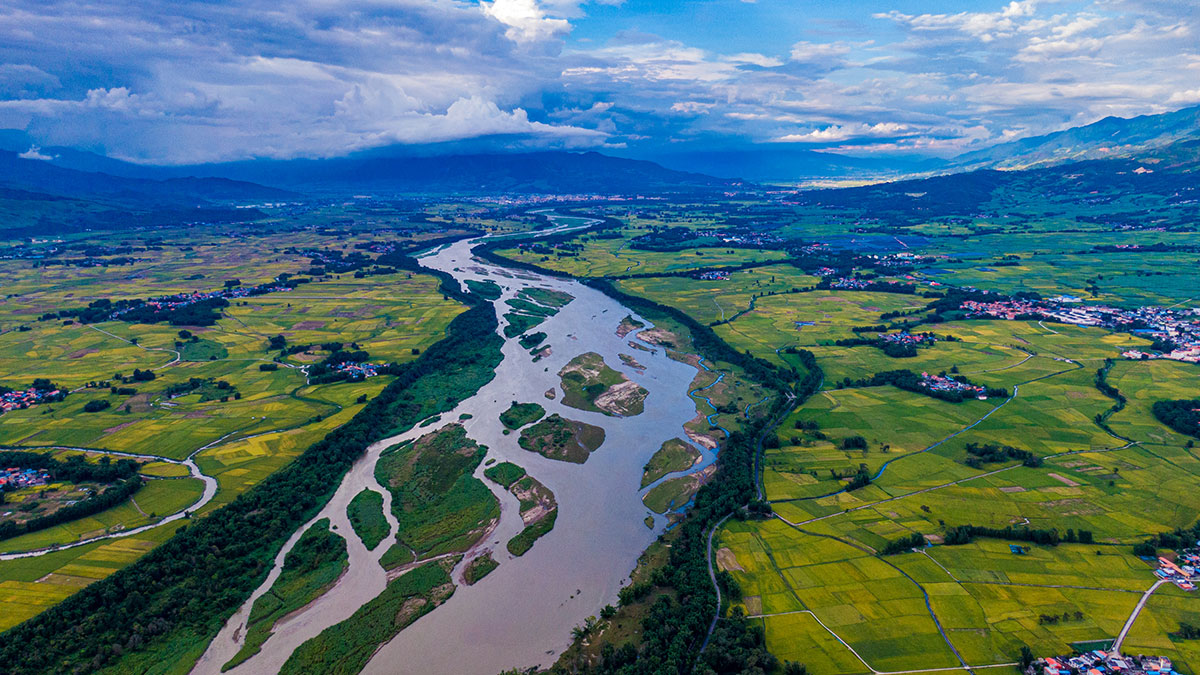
508 510 558 557
483 461 527 488
641 438 701 488
278 559 454 675
463 553 499 585
518 413 605 464
0 269 502 675
376 424 499 558
499 402 545 430
346 490 388 551
221 518 348 671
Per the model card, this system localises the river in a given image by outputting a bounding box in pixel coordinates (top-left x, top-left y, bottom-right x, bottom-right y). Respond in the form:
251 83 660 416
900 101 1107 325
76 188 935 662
193 215 714 674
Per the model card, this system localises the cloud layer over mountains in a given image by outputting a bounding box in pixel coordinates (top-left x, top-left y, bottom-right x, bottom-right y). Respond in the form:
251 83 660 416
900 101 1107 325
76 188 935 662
1 0 1196 164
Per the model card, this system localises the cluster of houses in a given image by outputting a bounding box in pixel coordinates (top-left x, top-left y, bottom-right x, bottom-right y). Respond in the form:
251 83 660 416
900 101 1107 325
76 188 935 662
104 280 297 322
921 372 989 399
0 386 64 415
960 298 1200 363
697 270 730 281
1155 553 1198 592
881 331 938 346
862 252 939 269
715 231 785 247
1031 651 1179 675
828 277 876 290
0 467 50 490
332 362 380 379
476 193 633 205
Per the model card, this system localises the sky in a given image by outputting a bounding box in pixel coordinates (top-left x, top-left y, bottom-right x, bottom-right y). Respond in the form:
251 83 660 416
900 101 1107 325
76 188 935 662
1 0 1197 165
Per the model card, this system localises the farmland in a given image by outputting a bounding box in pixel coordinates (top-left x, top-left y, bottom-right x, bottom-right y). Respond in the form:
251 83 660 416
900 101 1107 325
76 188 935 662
3 188 1200 675
0 221 468 630
496 204 1200 673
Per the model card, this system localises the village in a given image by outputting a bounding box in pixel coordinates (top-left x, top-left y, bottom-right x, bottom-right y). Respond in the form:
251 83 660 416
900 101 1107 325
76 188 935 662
104 277 300 322
919 371 990 399
1030 650 1180 675
880 331 938 347
0 385 65 415
0 467 50 491
330 361 381 380
1154 548 1199 592
960 298 1200 363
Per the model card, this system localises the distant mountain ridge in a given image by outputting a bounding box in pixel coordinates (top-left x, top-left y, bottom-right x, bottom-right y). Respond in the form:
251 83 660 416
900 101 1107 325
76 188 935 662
949 105 1200 171
1 146 742 195
0 150 296 205
171 150 742 194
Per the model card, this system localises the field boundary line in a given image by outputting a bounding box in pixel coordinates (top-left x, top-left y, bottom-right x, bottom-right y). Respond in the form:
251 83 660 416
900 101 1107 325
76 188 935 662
747 608 1015 675
1112 579 1167 653
918 550 1141 594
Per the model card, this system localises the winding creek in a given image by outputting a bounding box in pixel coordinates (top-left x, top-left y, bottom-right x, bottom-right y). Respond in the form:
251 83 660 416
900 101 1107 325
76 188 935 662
191 215 718 674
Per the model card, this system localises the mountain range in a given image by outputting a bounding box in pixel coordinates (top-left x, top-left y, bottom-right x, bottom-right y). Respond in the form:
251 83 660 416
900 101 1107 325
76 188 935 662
0 104 1197 233
947 105 1200 171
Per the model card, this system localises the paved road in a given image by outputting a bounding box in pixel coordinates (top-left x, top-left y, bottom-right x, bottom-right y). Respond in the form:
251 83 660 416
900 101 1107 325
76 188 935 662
1112 579 1168 653
0 443 219 560
698 513 733 653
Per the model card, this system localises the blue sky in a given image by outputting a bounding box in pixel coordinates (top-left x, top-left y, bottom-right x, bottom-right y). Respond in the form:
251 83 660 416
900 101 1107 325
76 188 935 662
1 0 1197 164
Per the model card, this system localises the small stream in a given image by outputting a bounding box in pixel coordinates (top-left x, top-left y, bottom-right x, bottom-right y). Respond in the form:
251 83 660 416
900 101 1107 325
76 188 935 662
193 216 712 675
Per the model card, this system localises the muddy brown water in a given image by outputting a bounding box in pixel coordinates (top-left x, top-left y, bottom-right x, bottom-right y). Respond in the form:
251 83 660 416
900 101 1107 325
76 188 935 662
193 219 715 675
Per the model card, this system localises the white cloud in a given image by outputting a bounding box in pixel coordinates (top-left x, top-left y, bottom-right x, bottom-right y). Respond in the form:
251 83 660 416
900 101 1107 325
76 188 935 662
1168 89 1200 104
774 122 911 143
789 41 851 64
0 0 1196 163
723 53 784 68
480 0 570 43
671 101 716 114
18 145 54 160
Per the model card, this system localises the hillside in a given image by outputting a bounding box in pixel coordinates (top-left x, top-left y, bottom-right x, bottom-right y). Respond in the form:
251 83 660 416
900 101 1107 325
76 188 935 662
798 153 1200 229
0 151 287 235
950 105 1200 171
176 150 742 194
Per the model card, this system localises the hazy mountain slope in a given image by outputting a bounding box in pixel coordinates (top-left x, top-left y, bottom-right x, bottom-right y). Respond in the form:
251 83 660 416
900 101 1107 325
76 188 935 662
0 151 296 205
169 151 741 194
950 105 1200 170
637 148 945 182
798 152 1199 228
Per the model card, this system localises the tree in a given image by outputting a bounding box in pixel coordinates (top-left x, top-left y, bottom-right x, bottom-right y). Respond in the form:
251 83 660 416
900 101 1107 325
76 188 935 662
1019 645 1036 669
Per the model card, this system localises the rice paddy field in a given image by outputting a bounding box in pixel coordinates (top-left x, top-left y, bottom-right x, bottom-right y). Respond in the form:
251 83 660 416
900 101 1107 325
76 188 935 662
493 224 788 277
617 264 820 324
723 331 1200 670
569 220 1200 672
911 248 1200 309
0 224 469 631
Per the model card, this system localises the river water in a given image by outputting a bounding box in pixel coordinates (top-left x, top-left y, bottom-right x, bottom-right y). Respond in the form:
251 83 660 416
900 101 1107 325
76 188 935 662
193 218 713 675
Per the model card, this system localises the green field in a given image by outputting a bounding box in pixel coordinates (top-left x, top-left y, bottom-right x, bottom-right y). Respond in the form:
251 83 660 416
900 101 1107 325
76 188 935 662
496 237 787 277
0 225 468 630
